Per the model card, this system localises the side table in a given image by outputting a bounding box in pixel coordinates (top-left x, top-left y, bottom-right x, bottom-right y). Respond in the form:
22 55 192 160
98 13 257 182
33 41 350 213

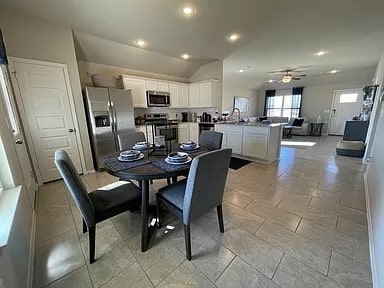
310 123 325 136
282 125 294 138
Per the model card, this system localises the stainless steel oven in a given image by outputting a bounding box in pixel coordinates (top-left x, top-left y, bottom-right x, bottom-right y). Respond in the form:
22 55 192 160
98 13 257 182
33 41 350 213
146 90 170 107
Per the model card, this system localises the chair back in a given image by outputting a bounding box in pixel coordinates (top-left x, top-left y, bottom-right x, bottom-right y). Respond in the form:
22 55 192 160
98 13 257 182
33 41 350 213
183 148 232 224
118 131 146 151
199 131 223 151
54 150 95 227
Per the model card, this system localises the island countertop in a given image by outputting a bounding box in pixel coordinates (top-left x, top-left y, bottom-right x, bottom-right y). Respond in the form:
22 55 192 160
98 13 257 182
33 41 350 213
215 122 282 128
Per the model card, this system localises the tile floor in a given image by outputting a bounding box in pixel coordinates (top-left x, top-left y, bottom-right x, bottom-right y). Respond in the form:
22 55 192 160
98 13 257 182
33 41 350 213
33 136 372 288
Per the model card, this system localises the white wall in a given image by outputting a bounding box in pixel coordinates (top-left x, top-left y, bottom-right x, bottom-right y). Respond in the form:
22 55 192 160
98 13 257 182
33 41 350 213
365 55 384 288
0 7 94 172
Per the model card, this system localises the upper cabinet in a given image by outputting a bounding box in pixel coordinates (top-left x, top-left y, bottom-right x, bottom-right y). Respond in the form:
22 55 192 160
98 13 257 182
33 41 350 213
189 81 218 108
121 77 147 108
120 75 218 109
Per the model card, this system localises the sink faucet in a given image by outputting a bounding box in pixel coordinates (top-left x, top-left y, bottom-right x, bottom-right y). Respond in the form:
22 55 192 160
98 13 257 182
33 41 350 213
231 108 241 123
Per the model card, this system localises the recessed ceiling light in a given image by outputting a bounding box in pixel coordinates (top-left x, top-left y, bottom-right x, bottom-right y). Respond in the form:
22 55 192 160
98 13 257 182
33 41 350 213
227 33 241 42
330 69 338 74
314 50 328 56
135 39 148 48
181 54 190 60
180 5 195 16
268 79 274 83
239 69 245 73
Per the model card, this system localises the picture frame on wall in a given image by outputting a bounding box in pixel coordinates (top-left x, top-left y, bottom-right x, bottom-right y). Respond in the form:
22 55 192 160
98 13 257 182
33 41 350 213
234 96 249 112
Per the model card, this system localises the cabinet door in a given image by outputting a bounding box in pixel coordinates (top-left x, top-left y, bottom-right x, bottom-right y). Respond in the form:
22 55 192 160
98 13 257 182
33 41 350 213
189 84 199 108
145 80 158 91
190 128 199 143
123 78 147 108
242 133 268 159
178 128 189 143
227 131 243 154
158 82 169 92
199 82 212 107
179 84 189 108
169 83 179 108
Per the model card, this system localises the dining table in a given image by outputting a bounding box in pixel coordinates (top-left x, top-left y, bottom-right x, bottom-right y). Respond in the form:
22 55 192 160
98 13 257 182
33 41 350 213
103 146 209 252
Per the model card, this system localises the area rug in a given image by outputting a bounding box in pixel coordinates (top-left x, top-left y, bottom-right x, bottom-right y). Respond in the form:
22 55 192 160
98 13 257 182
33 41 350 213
229 157 252 170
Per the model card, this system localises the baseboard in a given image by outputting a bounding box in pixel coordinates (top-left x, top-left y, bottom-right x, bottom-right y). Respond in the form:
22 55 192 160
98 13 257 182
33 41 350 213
364 171 378 288
27 211 36 288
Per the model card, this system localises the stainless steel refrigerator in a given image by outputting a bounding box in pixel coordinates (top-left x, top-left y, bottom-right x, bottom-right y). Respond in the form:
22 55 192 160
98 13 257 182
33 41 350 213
84 87 135 170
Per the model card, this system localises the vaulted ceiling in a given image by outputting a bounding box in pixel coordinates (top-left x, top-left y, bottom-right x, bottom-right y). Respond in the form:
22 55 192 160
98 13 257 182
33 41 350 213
1 0 384 88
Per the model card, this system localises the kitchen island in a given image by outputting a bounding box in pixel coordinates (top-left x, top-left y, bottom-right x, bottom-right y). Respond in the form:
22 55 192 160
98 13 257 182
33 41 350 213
215 123 283 164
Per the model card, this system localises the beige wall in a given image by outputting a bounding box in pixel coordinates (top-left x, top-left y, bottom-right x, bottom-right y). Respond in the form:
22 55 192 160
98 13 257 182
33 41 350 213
365 55 384 288
0 7 94 172
257 80 372 132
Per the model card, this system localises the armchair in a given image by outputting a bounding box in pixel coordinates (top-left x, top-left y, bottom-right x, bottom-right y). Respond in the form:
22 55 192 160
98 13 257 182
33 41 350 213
289 117 310 136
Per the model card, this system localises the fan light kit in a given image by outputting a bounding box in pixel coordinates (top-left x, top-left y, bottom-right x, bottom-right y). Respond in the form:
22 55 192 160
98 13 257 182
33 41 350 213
330 69 338 74
282 75 292 83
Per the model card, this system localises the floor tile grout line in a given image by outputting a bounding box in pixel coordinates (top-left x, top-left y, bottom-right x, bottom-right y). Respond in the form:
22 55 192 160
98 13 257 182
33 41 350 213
40 264 89 288
271 252 285 280
155 259 186 287
212 255 237 284
326 250 333 276
294 217 303 233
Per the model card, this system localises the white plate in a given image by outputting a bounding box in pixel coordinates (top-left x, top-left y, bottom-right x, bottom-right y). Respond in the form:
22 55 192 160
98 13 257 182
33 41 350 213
118 153 145 162
179 144 200 151
165 156 192 165
133 144 153 150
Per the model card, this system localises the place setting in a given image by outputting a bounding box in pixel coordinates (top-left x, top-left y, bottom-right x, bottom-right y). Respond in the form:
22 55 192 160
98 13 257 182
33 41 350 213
132 141 153 151
104 149 151 172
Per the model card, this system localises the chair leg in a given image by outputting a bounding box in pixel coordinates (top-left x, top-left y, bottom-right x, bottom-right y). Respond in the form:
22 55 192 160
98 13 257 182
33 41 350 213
156 194 162 228
82 219 87 233
184 224 192 261
217 204 225 233
89 226 96 264
167 177 171 185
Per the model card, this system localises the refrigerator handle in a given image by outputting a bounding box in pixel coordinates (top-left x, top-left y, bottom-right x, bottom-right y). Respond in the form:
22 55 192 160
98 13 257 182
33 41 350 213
110 101 118 132
107 101 115 132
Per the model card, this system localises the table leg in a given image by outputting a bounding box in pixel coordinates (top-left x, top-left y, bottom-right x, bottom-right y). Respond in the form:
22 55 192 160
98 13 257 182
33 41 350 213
141 179 149 252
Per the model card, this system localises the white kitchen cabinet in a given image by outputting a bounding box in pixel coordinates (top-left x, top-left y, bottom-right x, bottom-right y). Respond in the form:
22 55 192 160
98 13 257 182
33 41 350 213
189 123 199 143
145 80 158 91
189 84 199 108
169 83 179 108
179 84 189 108
122 77 147 108
158 82 169 92
226 129 243 154
199 82 213 107
242 134 268 159
178 124 189 143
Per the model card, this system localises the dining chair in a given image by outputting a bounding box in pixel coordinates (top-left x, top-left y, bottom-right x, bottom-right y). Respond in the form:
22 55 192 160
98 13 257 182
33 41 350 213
54 150 141 263
156 148 232 260
118 131 146 151
199 130 223 151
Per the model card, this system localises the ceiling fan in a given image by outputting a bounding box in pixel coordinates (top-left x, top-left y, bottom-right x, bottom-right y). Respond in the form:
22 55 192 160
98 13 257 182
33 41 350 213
268 67 308 83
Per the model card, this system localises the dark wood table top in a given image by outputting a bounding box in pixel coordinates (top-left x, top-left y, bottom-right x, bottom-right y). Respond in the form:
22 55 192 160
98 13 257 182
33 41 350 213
104 147 209 181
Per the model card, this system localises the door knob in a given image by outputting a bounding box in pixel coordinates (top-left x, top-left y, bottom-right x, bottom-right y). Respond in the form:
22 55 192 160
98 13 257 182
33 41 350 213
15 139 23 144
69 129 75 133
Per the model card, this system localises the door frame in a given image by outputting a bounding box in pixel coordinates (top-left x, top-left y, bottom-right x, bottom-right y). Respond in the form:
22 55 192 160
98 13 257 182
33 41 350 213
327 88 363 135
8 57 87 185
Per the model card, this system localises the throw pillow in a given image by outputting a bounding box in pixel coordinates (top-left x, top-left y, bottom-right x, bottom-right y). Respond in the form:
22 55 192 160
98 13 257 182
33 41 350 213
292 118 304 127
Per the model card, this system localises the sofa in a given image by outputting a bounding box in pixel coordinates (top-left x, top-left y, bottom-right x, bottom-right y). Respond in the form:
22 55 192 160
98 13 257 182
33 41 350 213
266 116 289 124
288 117 310 136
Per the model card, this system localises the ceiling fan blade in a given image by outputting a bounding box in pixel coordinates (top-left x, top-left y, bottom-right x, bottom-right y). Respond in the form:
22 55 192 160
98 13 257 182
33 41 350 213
267 71 285 74
292 78 301 80
294 74 306 77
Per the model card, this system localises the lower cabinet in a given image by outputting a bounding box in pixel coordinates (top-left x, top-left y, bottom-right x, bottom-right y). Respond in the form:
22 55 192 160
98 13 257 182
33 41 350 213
242 133 268 159
189 123 199 143
226 131 243 154
178 127 189 143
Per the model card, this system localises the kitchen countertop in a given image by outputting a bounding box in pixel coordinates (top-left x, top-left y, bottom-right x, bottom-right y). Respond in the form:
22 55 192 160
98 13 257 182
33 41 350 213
215 122 282 128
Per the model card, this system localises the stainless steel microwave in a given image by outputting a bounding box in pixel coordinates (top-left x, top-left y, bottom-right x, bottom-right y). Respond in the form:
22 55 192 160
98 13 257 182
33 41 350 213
146 90 171 107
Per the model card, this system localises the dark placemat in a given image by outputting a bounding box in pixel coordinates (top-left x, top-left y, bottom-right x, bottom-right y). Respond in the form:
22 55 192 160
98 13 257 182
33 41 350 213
104 156 152 173
173 146 209 157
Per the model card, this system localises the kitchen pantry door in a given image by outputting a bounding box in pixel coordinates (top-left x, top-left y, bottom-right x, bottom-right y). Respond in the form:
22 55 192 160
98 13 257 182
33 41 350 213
9 58 84 183
329 89 364 135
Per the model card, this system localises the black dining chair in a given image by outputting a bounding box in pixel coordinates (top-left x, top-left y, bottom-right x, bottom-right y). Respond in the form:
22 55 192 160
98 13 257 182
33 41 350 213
199 131 223 151
54 150 141 263
156 148 232 260
118 131 146 151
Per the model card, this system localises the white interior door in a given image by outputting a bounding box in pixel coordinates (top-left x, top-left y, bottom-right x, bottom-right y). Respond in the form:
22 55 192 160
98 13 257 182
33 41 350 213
11 59 83 182
329 89 364 135
0 66 37 207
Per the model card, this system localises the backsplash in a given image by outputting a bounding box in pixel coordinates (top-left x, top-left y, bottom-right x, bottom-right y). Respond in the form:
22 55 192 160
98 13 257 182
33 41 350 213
134 107 217 120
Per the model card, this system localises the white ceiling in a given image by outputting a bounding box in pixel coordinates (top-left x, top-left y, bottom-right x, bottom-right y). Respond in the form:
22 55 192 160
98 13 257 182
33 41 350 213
1 0 384 87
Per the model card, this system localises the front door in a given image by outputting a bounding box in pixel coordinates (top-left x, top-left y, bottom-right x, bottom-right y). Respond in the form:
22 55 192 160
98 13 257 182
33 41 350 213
10 59 83 182
329 89 364 135
0 65 37 207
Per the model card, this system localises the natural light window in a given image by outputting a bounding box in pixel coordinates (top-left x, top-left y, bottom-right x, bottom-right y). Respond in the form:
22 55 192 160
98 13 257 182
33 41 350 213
339 93 358 103
0 66 18 135
266 94 301 118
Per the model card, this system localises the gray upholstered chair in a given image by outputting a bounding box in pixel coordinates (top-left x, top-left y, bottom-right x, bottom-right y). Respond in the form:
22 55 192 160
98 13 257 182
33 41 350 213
118 131 146 151
156 148 232 260
199 131 223 151
54 150 141 263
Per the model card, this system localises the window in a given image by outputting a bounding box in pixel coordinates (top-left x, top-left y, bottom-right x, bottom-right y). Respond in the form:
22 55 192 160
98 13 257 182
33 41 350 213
340 93 358 103
264 87 303 119
0 66 18 135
